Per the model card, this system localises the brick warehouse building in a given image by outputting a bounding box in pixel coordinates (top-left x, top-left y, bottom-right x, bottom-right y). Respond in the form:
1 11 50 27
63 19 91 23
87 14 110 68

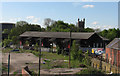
105 38 120 67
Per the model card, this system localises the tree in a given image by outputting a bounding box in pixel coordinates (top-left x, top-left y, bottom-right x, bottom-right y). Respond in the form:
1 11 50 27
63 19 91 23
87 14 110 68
3 39 12 47
71 40 84 62
99 28 119 41
56 45 61 54
71 40 79 60
78 50 84 62
94 28 101 32
44 18 55 27
3 29 9 34
34 43 39 51
16 21 28 27
11 36 19 45
84 28 95 32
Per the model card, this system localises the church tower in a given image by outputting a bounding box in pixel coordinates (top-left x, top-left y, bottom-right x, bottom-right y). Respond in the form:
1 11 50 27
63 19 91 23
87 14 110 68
78 18 85 31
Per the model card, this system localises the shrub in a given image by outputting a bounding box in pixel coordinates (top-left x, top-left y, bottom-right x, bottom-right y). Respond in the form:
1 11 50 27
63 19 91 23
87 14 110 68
56 45 61 54
82 50 91 66
76 67 104 74
71 40 79 60
71 40 84 62
34 43 39 51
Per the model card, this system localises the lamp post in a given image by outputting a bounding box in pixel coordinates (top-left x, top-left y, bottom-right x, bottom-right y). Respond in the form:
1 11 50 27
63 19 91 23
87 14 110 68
8 49 19 76
8 52 10 76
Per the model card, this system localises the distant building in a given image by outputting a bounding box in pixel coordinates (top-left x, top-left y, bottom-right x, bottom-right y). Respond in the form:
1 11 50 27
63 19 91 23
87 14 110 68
77 18 85 31
105 38 120 67
1 23 15 31
1 23 15 40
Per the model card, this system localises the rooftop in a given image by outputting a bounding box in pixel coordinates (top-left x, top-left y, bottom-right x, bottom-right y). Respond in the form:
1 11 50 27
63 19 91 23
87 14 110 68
20 31 108 40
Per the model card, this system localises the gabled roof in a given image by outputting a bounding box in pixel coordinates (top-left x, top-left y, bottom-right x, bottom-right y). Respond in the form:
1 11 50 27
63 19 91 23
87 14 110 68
20 31 70 38
20 31 108 40
106 38 120 50
99 35 109 41
71 32 94 39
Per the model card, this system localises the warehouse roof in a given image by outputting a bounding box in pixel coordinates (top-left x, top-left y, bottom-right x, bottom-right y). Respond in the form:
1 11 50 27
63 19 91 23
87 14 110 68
20 31 108 40
106 38 120 50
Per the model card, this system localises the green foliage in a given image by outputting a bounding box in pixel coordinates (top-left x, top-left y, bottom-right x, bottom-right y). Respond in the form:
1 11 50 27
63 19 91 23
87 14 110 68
3 39 12 47
71 40 84 62
77 50 84 62
82 50 91 66
13 71 18 75
2 65 8 72
11 36 19 45
56 45 61 54
8 21 41 40
46 20 79 32
16 21 28 27
99 28 120 41
25 41 29 45
71 40 79 60
41 51 68 60
32 51 39 57
84 28 95 32
34 43 39 51
3 29 9 34
76 67 104 74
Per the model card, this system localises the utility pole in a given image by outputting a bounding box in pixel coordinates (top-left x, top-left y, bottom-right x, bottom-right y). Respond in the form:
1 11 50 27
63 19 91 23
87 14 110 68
38 38 41 76
8 52 10 76
69 31 71 68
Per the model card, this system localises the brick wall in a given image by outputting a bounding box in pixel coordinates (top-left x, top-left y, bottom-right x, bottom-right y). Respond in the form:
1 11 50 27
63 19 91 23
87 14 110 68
105 48 120 67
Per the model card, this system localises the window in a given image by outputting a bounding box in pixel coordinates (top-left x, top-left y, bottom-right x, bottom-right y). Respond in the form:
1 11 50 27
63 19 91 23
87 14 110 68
101 43 102 47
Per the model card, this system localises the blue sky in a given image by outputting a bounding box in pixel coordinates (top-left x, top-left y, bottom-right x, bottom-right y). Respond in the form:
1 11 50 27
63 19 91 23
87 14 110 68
1 2 118 30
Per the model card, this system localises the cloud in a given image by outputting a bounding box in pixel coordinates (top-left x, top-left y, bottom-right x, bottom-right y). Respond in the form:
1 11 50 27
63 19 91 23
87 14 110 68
9 18 21 22
82 5 94 8
92 21 98 25
26 16 40 24
26 16 34 19
92 25 116 30
32 18 40 23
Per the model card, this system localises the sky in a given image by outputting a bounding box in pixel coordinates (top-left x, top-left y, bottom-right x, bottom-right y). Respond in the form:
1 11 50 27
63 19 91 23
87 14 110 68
1 2 118 30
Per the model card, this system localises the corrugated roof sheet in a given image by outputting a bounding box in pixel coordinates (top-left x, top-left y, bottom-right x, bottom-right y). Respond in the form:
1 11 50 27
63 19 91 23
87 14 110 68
106 38 120 50
71 32 94 39
20 31 70 38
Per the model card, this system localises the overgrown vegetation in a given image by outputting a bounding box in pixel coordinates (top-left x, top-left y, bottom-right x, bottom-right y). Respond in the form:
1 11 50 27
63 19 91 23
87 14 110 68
71 40 91 66
76 67 105 74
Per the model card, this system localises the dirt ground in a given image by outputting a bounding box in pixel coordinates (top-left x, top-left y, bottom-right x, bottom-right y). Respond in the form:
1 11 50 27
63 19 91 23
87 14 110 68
2 53 84 75
2 53 39 74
